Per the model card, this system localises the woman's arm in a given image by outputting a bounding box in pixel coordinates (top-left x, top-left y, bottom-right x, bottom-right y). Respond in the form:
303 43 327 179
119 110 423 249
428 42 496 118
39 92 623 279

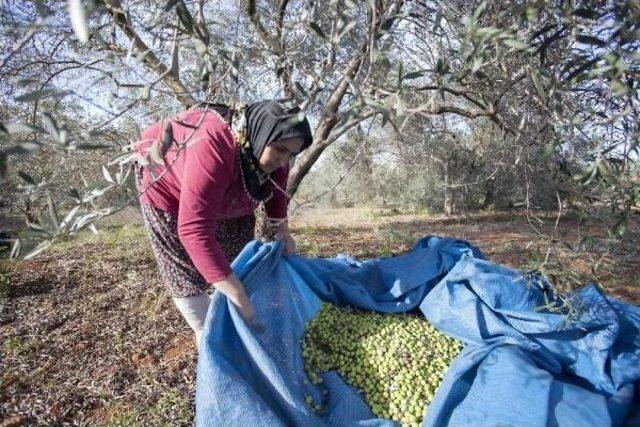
211 273 254 322
177 123 254 321
274 220 296 254
177 128 234 283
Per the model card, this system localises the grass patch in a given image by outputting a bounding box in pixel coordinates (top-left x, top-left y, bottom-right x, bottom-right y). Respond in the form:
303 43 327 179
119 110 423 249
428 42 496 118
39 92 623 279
374 226 416 248
364 206 433 219
147 389 193 425
293 224 324 235
96 375 194 426
49 223 151 265
3 336 24 353
51 223 147 251
100 403 141 426
99 389 192 426
137 289 170 321
0 259 11 298
297 239 333 257
365 207 404 218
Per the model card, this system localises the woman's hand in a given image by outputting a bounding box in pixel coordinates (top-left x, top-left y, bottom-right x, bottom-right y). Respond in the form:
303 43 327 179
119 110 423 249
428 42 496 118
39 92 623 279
211 273 254 323
277 230 297 254
274 221 296 254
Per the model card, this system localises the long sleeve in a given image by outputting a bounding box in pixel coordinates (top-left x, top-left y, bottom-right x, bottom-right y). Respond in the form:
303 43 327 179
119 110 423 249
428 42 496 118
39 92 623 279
264 165 290 220
177 127 235 283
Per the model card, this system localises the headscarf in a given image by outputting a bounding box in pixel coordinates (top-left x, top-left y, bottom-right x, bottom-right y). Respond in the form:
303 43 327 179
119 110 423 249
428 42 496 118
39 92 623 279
245 100 313 159
234 100 313 202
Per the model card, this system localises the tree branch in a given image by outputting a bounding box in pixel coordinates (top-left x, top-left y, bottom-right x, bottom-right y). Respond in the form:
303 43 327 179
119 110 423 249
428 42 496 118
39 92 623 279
244 0 294 97
101 0 196 107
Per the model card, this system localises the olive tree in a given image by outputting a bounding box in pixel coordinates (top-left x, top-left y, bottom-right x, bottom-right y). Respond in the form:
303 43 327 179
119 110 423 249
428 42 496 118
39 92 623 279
0 0 637 258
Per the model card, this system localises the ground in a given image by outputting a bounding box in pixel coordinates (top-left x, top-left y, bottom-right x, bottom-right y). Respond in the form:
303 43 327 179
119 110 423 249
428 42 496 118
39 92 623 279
1 206 638 426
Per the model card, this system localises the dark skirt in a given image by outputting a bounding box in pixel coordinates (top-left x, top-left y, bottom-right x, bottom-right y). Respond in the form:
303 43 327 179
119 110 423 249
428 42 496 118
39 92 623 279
135 165 255 298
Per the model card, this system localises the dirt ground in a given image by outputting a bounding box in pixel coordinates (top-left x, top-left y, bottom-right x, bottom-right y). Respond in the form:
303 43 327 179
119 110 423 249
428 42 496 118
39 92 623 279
1 207 638 425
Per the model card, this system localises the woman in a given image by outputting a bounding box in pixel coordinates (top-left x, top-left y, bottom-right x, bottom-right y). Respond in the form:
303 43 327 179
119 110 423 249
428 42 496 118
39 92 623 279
134 100 312 345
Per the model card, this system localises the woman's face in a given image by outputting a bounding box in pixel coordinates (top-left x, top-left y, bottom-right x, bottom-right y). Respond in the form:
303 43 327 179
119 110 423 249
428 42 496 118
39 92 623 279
258 137 304 173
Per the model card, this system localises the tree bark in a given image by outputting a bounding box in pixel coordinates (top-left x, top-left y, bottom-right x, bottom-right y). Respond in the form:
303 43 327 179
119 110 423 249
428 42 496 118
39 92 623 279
286 46 369 196
443 160 453 216
285 0 406 196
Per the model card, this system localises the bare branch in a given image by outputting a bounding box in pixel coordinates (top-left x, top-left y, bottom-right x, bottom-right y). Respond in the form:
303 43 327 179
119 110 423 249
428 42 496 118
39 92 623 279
102 0 196 107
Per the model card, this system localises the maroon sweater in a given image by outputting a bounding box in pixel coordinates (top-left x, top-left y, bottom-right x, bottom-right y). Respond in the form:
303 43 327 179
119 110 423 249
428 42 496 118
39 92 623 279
137 108 289 283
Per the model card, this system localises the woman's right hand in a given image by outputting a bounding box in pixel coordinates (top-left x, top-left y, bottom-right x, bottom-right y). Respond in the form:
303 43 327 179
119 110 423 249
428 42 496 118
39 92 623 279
211 273 255 323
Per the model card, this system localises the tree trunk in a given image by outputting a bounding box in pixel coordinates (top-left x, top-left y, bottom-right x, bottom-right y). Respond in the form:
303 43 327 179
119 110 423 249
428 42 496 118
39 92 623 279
443 161 453 216
286 115 339 197
482 179 495 209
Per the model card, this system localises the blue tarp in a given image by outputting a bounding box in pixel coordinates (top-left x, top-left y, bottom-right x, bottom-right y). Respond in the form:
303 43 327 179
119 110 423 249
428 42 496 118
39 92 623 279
196 236 640 426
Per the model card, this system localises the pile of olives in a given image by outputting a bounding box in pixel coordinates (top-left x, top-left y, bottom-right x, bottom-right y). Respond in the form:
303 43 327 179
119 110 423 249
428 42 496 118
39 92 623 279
302 302 463 426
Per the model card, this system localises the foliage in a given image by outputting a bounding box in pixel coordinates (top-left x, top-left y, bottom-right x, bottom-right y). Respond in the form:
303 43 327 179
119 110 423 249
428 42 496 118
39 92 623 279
0 0 637 261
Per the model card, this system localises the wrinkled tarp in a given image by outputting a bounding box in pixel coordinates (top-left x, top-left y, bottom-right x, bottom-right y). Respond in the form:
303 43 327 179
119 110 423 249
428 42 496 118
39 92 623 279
196 236 640 426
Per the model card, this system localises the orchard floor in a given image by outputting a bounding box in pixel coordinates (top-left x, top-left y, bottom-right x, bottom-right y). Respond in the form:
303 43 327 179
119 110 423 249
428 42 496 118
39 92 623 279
1 206 638 426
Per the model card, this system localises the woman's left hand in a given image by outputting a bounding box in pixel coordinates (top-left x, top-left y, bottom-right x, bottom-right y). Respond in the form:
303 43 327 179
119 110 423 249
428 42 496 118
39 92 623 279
276 230 297 255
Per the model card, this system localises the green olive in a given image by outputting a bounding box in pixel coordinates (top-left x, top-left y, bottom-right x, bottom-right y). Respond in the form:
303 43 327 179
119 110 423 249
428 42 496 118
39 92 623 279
302 302 462 424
